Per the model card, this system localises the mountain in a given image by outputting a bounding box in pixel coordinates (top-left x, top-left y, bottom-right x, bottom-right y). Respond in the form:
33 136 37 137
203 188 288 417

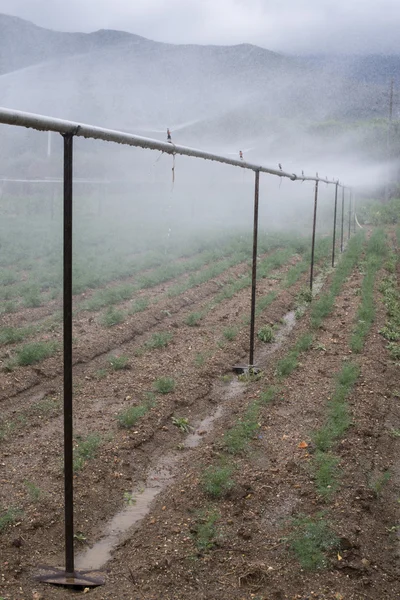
0 13 398 183
0 13 145 76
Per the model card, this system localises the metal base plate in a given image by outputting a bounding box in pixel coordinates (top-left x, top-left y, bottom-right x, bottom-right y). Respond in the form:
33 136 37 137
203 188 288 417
232 365 260 375
36 566 105 587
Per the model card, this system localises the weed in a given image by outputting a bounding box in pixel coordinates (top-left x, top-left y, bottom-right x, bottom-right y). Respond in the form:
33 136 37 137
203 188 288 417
379 325 399 342
129 297 149 314
101 306 125 327
311 233 364 328
202 464 235 498
172 416 192 433
223 402 259 454
185 312 203 327
219 374 232 384
0 326 32 346
260 386 280 404
13 341 58 367
223 326 238 341
23 286 42 308
257 325 274 343
194 352 206 367
297 287 313 304
370 470 391 497
117 404 150 428
289 513 340 570
153 377 175 394
238 368 263 382
390 429 400 438
387 342 400 360
0 421 12 442
313 452 340 498
295 333 314 353
30 396 61 417
0 269 17 285
144 331 173 350
24 480 41 502
276 351 298 378
95 368 108 379
124 492 136 506
108 355 129 370
193 509 221 553
0 506 21 532
73 433 102 472
73 531 87 543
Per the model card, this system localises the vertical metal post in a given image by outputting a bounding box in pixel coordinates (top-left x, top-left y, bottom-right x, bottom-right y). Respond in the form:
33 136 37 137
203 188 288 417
63 133 74 575
353 190 357 233
249 170 260 367
348 189 352 241
331 181 338 268
310 179 319 291
340 186 345 252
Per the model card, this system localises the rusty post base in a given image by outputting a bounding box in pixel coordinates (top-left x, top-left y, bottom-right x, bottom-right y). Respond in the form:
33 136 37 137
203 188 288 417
35 565 105 588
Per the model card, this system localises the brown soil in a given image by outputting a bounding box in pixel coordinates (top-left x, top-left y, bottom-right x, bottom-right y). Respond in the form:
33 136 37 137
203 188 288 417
1 237 399 600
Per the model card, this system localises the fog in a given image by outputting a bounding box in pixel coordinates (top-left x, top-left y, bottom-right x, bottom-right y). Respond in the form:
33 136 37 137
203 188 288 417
0 11 397 251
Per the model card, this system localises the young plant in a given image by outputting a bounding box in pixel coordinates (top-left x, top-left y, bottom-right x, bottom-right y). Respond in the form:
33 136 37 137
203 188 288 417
223 326 238 341
193 509 221 553
24 480 41 502
108 355 129 370
101 306 125 327
185 312 203 327
73 433 102 472
144 331 173 350
13 341 58 367
153 377 175 394
223 402 259 454
257 325 274 343
370 470 391 497
201 464 235 498
289 513 340 570
117 404 150 429
0 506 21 532
172 416 192 433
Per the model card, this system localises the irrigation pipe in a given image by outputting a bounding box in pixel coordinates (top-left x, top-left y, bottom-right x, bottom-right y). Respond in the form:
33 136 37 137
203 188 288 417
0 107 340 185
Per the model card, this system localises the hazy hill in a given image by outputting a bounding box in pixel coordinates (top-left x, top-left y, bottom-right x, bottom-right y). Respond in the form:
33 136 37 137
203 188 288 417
0 13 145 75
0 12 398 183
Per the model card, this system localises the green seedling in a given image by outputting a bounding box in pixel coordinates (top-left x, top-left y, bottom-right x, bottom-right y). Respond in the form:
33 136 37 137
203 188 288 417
201 464 235 498
153 377 175 394
257 325 274 343
108 355 129 370
289 513 340 570
101 306 125 327
185 312 203 327
172 416 192 433
73 433 102 472
193 509 221 553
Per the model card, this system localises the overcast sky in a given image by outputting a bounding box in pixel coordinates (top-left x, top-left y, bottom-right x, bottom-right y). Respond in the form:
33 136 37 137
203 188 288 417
1 0 400 55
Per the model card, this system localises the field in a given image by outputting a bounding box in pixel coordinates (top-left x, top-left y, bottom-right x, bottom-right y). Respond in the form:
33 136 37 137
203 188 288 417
0 209 400 600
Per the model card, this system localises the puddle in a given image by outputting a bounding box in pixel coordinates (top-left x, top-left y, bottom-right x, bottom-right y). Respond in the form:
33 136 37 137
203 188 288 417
76 457 177 570
184 405 224 448
76 406 223 570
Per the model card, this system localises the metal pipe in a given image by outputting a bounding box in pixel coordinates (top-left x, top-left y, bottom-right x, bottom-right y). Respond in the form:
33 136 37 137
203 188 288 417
249 170 260 367
62 133 74 575
353 190 357 233
340 186 345 252
331 181 338 268
348 189 352 241
310 180 319 291
0 107 338 185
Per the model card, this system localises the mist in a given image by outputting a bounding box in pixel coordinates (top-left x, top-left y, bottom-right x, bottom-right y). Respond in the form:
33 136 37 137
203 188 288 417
0 10 398 250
